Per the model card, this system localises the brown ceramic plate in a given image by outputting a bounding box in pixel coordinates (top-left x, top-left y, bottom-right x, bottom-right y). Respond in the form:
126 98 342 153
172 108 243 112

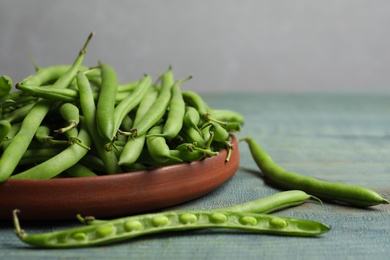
0 136 239 220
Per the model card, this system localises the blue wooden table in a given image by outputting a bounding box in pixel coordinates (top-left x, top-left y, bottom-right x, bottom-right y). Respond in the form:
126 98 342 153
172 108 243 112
1 93 389 259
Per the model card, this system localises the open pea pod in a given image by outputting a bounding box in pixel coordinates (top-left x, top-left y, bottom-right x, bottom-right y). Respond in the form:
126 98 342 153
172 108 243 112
13 209 330 248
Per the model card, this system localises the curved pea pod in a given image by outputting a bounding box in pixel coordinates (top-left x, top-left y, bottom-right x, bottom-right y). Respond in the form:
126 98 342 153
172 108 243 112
183 106 201 133
129 68 174 138
146 125 182 163
179 124 207 148
35 124 69 145
55 103 80 133
16 84 79 102
211 109 245 125
10 119 92 180
210 122 229 143
0 120 11 147
243 137 389 207
0 75 13 97
118 88 159 166
168 142 218 163
182 90 210 118
13 209 330 248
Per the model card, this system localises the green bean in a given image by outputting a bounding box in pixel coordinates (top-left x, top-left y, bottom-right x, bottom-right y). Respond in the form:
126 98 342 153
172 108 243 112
243 137 389 207
16 83 132 104
10 119 92 180
19 65 75 87
209 122 229 143
129 68 175 138
112 75 152 142
168 142 218 163
118 81 140 92
19 147 65 165
96 63 119 141
182 90 210 118
2 102 35 123
79 153 106 172
0 90 38 109
0 75 13 97
0 119 11 147
179 124 207 148
79 190 318 227
16 84 78 102
20 33 94 88
0 99 53 182
200 122 213 145
122 162 146 172
156 77 191 139
64 163 98 178
221 121 241 132
55 103 80 133
35 125 69 145
215 190 319 214
22 147 64 160
77 72 121 174
183 106 201 133
118 88 159 166
169 148 204 163
119 114 133 132
1 122 21 150
146 125 182 163
13 209 330 248
0 33 94 182
211 109 245 125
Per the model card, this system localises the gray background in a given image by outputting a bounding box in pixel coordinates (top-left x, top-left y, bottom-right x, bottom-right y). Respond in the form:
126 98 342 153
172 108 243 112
1 0 390 93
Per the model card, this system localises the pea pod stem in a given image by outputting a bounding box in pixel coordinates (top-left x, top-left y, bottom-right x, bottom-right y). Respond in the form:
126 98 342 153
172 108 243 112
243 137 389 207
0 33 93 182
10 118 92 180
129 68 175 138
77 73 121 174
111 75 152 143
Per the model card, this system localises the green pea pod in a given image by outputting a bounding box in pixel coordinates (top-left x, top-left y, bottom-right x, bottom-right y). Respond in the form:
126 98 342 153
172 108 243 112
157 76 191 139
210 122 230 143
179 124 207 148
118 88 159 166
0 32 94 182
0 120 11 147
182 90 210 118
13 209 330 248
243 137 389 207
96 63 119 141
0 75 13 97
183 106 201 133
112 75 152 141
64 163 98 178
77 72 122 174
10 119 92 180
146 125 182 163
55 103 80 133
130 68 175 138
211 109 245 125
16 84 78 102
82 190 318 226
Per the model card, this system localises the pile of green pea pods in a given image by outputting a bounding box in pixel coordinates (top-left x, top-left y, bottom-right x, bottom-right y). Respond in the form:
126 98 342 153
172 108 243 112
0 32 243 182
